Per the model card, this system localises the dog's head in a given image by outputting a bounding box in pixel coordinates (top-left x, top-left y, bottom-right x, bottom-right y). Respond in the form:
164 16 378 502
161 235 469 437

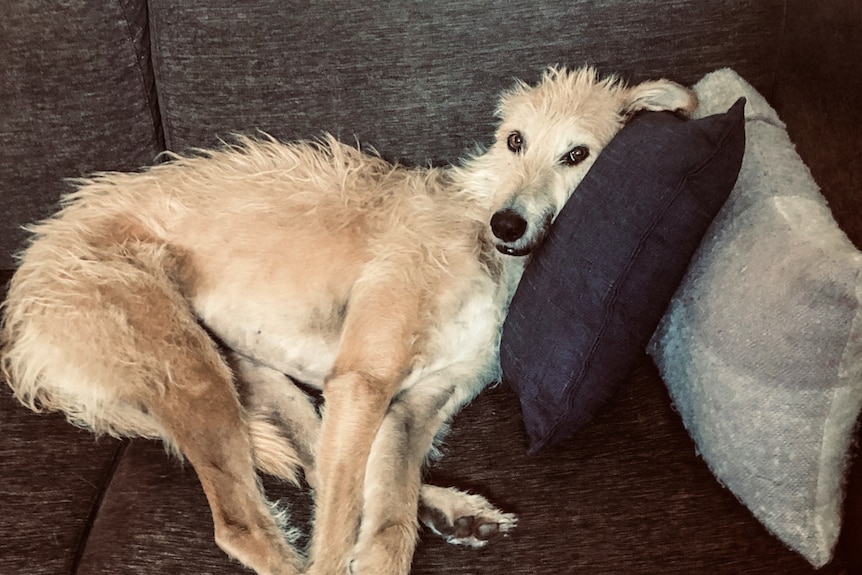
467 66 697 257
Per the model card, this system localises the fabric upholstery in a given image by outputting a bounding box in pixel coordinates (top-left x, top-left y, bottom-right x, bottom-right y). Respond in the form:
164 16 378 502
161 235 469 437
67 361 849 574
0 0 161 270
771 3 862 563
148 0 784 162
75 439 313 574
0 377 123 574
0 1 860 574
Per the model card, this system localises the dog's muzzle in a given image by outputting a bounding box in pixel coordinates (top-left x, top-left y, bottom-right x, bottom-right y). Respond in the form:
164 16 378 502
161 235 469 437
491 209 531 256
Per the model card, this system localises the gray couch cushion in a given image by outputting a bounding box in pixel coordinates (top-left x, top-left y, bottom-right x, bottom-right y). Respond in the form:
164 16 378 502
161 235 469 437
149 0 784 163
74 439 313 575
0 0 161 270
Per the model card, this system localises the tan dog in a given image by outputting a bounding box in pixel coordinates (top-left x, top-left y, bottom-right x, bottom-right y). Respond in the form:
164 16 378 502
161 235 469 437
1 67 696 575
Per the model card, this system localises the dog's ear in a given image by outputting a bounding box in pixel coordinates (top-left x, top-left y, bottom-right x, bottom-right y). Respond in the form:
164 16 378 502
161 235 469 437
622 79 698 119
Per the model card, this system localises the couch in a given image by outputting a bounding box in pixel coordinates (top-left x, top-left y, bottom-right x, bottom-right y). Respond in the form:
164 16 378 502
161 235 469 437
1 1 860 573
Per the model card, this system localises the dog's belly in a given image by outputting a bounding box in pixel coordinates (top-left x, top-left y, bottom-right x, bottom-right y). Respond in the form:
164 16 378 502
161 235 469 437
187 249 354 389
198 293 341 388
235 324 338 388
194 272 505 396
176 206 509 394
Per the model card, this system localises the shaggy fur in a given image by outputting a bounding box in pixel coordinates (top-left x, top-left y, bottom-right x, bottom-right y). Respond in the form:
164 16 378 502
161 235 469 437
0 66 696 575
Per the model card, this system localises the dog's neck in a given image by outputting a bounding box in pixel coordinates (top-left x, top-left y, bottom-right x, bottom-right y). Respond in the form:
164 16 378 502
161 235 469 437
478 231 530 311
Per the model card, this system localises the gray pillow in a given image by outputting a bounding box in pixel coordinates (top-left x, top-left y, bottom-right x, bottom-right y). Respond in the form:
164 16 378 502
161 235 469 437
648 69 862 567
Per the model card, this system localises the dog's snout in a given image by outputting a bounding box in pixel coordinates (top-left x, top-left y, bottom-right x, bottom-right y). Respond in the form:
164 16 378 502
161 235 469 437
490 209 528 243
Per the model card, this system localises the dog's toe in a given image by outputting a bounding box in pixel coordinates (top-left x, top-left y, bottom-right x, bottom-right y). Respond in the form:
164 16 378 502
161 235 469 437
453 515 475 539
419 486 517 548
475 518 502 540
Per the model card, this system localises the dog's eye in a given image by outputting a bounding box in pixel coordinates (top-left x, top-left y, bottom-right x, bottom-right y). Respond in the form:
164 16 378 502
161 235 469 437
506 131 524 153
562 146 589 166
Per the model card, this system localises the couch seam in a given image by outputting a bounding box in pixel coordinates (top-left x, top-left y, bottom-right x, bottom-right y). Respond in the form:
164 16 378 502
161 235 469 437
768 0 789 100
70 439 129 575
146 0 174 152
114 0 166 155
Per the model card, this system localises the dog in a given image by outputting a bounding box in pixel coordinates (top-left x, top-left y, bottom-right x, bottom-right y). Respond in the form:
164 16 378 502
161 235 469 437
0 66 696 575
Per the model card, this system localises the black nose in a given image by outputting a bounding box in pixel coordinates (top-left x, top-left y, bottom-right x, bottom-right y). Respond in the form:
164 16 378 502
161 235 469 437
491 209 528 242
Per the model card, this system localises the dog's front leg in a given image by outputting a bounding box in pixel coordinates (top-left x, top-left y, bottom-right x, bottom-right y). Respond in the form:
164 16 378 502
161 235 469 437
305 371 396 574
346 379 454 575
305 281 420 575
348 362 514 575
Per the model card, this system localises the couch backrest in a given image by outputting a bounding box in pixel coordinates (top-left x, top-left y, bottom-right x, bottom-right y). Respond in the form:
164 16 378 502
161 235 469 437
0 0 785 270
0 0 162 270
150 0 785 163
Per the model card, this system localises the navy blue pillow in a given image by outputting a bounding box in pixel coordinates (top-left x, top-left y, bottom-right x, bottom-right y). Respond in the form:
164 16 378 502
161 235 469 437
501 98 746 454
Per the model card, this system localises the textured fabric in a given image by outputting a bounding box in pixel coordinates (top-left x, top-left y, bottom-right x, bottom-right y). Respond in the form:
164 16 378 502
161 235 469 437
1 1 859 574
771 3 862 564
0 0 161 270
149 0 784 163
0 379 124 574
501 101 745 454
71 362 851 575
773 0 862 255
75 440 314 574
422 367 850 574
649 70 862 567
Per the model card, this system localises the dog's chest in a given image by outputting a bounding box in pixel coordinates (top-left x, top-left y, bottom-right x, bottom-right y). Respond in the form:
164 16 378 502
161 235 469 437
401 278 504 398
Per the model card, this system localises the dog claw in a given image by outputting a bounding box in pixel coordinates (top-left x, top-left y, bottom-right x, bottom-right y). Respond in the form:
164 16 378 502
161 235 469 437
436 510 516 547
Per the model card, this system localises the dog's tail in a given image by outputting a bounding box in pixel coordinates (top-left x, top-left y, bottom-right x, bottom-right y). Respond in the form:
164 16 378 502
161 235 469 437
233 355 321 487
247 414 308 486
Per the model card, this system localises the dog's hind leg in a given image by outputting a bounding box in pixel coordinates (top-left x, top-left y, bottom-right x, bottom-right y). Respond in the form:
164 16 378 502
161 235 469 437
146 361 304 575
128 293 303 573
4 242 305 575
418 485 517 548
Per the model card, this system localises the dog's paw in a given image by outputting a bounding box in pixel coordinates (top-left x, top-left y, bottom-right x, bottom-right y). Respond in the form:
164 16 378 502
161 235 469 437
418 485 517 548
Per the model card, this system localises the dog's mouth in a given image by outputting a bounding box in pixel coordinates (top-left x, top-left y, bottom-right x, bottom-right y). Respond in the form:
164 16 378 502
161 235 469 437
495 243 532 257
